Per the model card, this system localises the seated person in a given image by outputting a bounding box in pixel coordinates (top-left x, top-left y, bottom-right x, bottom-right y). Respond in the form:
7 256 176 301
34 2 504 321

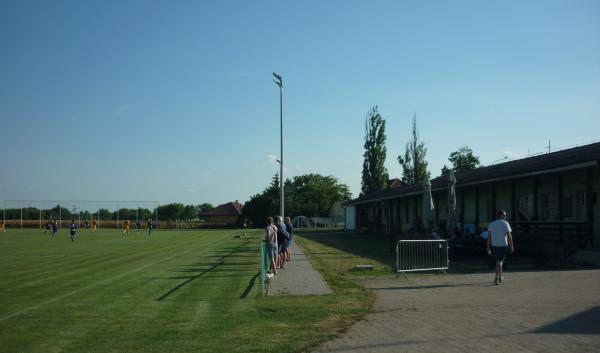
480 227 489 240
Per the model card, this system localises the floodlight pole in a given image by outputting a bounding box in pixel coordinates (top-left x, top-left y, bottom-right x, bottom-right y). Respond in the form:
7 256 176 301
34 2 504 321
273 72 284 219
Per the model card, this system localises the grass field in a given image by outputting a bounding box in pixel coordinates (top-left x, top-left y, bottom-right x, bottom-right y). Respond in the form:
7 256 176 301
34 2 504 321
0 228 372 353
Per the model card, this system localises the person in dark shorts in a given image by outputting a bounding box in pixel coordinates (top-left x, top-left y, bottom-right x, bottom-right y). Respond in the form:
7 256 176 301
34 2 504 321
487 210 514 284
51 220 58 238
69 220 77 242
136 220 141 234
274 216 289 269
147 219 154 236
284 217 293 262
45 219 52 234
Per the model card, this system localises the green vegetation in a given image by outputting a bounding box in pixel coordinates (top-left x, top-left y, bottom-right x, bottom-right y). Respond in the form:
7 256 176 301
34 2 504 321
1 202 215 223
441 146 481 176
243 173 351 227
398 113 430 184
361 106 389 196
0 229 372 353
296 231 394 276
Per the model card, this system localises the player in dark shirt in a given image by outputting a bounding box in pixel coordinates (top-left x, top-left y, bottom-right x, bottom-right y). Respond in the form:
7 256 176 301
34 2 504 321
69 220 77 242
136 220 141 234
51 221 58 238
147 219 154 236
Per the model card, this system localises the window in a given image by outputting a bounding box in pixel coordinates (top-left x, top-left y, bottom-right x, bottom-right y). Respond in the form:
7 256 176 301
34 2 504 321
564 197 573 218
540 193 558 221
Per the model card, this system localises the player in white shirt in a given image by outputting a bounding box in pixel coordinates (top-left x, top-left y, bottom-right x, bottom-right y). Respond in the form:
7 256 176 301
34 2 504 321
486 210 514 285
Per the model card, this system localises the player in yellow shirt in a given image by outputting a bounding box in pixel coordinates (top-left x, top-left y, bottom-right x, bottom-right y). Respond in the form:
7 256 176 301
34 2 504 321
92 218 98 232
122 219 130 235
0 221 6 232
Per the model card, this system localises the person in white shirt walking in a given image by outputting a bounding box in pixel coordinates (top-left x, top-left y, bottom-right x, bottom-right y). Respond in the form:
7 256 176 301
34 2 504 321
486 210 514 285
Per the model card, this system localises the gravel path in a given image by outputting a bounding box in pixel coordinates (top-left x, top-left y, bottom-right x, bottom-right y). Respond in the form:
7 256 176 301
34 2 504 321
268 243 332 296
313 269 600 353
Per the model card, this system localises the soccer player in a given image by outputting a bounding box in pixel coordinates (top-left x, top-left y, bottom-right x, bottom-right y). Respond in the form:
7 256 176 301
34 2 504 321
0 220 6 233
147 218 153 236
44 219 52 234
51 220 58 238
91 218 97 232
136 220 141 234
69 220 77 242
122 219 130 235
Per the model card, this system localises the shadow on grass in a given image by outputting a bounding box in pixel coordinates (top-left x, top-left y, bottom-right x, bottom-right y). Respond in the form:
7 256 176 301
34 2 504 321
298 231 395 269
299 230 594 276
154 238 258 301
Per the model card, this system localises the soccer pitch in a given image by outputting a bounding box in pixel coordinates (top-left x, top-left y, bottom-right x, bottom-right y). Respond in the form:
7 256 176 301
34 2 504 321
0 229 273 353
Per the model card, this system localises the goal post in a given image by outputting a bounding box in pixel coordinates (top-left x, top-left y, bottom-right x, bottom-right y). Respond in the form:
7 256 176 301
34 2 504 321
1 200 158 229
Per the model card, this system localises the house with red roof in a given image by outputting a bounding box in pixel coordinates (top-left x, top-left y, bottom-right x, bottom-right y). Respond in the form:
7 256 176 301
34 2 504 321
197 201 244 227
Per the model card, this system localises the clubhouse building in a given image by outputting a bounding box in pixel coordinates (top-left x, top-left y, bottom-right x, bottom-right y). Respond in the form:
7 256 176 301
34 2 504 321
197 201 244 227
345 142 600 257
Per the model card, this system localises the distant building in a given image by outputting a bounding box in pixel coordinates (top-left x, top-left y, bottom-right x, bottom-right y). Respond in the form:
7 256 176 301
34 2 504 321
197 201 243 227
329 201 345 225
388 178 406 189
345 142 600 258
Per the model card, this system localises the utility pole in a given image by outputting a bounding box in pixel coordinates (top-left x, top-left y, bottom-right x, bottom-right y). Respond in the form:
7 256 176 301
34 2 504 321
273 72 284 219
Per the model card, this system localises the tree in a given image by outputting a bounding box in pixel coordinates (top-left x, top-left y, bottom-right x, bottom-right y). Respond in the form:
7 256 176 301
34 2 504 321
197 203 214 212
398 113 429 185
286 174 351 217
242 174 281 227
361 106 389 196
98 209 112 220
441 146 481 176
156 203 185 220
243 173 351 227
181 205 197 221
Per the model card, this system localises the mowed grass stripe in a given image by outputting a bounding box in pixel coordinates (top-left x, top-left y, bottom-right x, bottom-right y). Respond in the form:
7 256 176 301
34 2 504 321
0 232 179 276
59 238 261 353
0 230 230 299
0 233 208 309
0 230 220 283
0 229 377 353
0 230 250 322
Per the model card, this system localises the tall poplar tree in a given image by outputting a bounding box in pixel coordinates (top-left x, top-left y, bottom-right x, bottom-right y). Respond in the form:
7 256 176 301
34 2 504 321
398 113 429 185
361 106 389 196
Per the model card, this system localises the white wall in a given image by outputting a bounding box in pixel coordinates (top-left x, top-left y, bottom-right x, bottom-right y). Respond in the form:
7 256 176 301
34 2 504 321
345 206 356 230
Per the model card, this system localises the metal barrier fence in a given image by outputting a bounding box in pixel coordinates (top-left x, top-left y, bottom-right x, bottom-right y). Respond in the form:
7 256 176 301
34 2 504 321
395 240 449 277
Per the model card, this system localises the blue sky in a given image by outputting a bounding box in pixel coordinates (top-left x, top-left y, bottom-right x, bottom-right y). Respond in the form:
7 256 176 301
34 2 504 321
1 0 599 206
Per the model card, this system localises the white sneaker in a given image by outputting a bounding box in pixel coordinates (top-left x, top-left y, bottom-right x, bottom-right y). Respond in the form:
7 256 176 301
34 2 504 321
266 273 274 279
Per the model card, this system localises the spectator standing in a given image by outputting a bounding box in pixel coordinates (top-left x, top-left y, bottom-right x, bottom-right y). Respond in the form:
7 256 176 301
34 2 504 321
274 216 290 269
264 217 278 276
284 217 294 262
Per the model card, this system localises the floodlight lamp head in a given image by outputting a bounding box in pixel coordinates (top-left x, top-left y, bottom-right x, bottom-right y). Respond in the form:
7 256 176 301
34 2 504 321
272 72 282 87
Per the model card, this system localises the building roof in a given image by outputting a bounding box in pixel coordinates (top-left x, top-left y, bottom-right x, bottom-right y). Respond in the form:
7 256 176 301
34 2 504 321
388 178 406 188
347 142 600 206
197 201 243 216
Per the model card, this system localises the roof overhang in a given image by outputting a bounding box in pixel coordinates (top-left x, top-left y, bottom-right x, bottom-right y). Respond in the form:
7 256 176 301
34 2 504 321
349 160 598 206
